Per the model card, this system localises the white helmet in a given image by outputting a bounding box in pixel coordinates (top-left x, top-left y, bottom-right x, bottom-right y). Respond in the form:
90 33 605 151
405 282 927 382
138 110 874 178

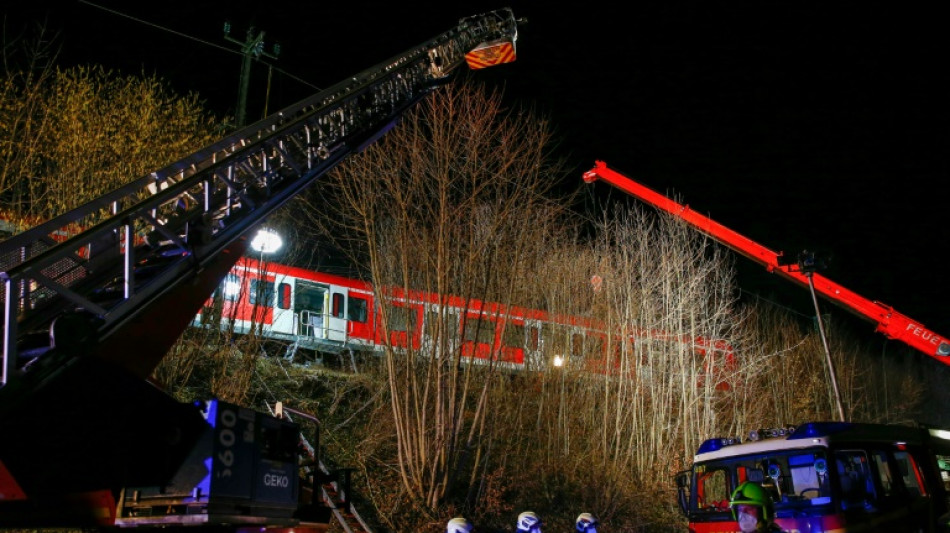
447 517 473 533
517 511 542 532
576 512 599 532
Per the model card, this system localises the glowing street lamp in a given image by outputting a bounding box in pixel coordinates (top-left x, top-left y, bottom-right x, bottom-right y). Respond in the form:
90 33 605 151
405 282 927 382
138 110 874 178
250 228 283 255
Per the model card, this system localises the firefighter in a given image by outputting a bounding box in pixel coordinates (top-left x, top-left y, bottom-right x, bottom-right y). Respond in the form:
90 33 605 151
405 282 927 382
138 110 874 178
729 482 783 532
575 512 599 532
516 511 542 533
446 516 473 533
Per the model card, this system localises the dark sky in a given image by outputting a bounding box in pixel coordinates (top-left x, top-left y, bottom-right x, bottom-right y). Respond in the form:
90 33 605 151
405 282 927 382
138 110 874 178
7 1 949 358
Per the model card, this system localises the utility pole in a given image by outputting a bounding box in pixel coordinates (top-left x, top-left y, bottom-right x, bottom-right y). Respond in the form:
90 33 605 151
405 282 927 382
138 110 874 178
223 21 280 128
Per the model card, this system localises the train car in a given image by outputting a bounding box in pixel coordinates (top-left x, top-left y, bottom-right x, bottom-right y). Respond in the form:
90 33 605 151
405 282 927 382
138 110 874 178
196 257 736 381
195 257 376 359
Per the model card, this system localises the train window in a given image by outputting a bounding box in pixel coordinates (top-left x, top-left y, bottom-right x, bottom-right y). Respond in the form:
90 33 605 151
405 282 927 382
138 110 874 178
387 305 416 332
223 273 241 301
529 326 540 350
249 279 275 306
464 317 495 343
277 283 291 309
348 296 368 323
502 323 525 348
425 310 460 340
332 293 344 318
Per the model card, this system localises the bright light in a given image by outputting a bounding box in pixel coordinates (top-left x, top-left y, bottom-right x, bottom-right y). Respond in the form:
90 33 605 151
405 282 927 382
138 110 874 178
553 355 565 367
931 429 950 441
250 228 283 254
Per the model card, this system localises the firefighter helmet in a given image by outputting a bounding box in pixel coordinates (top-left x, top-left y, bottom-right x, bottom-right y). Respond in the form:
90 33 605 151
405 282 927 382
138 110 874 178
446 517 473 533
517 511 541 531
729 481 773 522
575 512 599 532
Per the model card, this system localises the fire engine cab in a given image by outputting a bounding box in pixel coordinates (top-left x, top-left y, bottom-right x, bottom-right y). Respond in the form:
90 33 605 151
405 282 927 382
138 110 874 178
675 422 950 532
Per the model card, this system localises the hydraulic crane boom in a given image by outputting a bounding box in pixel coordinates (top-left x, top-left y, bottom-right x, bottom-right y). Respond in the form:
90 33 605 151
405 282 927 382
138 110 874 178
582 160 950 365
0 8 521 521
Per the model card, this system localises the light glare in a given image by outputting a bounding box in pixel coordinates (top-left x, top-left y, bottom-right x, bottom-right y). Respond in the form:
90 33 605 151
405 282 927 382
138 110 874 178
251 228 283 254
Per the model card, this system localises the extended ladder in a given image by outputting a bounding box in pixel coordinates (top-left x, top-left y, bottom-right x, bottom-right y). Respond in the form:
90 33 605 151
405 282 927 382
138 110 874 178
0 8 521 388
0 7 521 518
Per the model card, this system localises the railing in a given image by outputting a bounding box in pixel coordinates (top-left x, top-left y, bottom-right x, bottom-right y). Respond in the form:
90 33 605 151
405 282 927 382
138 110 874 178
271 402 374 533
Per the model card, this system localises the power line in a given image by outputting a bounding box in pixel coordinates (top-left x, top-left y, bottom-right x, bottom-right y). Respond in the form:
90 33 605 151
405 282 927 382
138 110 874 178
76 0 321 91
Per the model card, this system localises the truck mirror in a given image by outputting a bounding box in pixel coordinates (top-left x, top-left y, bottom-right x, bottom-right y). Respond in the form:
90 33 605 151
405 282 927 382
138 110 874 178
675 470 689 488
674 470 691 515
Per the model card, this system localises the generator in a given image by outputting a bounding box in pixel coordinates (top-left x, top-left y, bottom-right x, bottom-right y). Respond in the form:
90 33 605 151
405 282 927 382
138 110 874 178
115 398 301 527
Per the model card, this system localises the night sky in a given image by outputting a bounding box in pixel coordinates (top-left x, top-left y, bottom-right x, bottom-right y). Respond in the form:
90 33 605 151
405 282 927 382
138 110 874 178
6 1 949 361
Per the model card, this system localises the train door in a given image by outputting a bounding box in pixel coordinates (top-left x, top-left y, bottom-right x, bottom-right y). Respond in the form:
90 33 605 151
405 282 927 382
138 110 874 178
270 274 294 335
327 287 347 343
346 291 373 346
424 305 461 358
295 280 328 339
444 308 462 356
523 319 544 370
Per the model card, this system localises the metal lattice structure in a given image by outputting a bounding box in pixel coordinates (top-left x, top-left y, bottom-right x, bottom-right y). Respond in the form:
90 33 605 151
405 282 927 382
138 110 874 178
0 8 521 387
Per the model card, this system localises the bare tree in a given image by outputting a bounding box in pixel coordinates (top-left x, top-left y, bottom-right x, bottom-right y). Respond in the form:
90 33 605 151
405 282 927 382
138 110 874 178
301 79 571 512
736 302 926 426
486 204 746 523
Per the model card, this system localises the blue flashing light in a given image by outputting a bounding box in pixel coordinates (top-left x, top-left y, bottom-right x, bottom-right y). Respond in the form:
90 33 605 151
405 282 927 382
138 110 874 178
698 437 741 454
788 421 853 440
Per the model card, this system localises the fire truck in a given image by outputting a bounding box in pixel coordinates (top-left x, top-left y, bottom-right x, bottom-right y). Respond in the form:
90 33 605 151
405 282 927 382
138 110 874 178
674 423 950 532
0 8 522 530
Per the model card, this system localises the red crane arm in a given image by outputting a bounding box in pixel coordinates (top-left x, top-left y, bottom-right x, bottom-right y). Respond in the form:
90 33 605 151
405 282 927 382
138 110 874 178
582 160 950 364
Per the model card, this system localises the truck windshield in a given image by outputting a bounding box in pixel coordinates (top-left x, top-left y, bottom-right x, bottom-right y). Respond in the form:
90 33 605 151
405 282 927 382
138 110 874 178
692 448 831 514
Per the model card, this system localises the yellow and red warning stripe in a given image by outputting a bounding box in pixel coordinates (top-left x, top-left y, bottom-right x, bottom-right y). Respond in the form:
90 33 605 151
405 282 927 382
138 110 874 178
466 41 516 70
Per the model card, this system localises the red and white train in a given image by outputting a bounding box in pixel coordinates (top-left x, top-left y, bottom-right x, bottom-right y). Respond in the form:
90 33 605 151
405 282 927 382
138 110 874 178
0 214 735 383
196 257 736 387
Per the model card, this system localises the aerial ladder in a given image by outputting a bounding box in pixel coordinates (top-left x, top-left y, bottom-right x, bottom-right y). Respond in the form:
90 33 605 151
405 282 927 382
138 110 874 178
0 8 522 528
582 160 950 365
